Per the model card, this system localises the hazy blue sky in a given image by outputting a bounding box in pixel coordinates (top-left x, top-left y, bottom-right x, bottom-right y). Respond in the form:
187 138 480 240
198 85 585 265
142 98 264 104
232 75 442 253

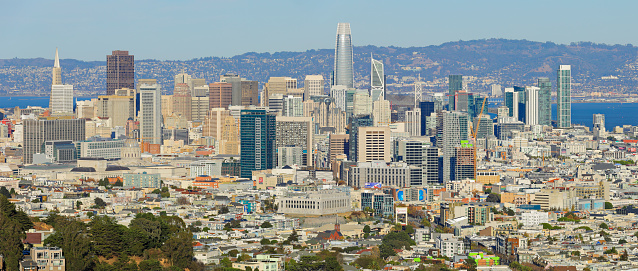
2 0 636 60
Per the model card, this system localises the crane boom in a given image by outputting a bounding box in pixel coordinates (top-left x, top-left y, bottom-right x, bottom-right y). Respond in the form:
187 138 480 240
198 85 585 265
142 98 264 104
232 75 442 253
471 97 488 180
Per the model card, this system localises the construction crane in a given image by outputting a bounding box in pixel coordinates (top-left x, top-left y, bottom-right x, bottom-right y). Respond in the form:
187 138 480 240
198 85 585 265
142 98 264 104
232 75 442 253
470 97 488 180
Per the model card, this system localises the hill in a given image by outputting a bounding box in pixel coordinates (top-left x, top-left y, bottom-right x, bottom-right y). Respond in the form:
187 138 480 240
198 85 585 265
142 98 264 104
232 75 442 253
0 39 636 96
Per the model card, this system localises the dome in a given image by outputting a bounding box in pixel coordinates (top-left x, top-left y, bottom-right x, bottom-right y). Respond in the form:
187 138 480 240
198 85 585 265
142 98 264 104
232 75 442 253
123 138 139 148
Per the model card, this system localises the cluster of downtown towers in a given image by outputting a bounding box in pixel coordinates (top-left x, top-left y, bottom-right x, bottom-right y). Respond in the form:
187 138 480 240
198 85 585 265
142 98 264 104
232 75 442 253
44 23 573 184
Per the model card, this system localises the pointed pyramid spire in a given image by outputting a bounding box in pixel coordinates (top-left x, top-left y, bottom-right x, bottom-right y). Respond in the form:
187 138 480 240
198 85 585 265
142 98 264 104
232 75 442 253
54 48 60 68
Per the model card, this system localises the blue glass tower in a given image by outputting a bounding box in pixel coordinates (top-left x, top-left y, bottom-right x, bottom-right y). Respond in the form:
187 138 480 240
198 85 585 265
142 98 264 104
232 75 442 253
240 109 277 178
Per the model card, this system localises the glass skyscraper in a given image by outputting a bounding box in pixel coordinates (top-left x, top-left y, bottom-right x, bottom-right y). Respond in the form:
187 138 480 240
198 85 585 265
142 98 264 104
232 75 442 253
370 55 384 101
448 75 463 110
240 108 277 178
537 77 552 126
334 23 354 88
557 65 571 128
348 114 373 162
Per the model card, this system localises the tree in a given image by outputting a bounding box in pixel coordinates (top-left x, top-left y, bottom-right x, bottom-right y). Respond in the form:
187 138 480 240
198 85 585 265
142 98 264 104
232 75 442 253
43 216 94 271
76 201 82 210
90 216 126 257
619 239 627 244
162 230 194 269
260 238 271 245
0 195 34 270
621 250 629 261
228 249 240 257
9 188 15 195
94 197 107 208
486 193 500 203
261 221 273 228
604 202 613 209
218 206 229 214
363 225 371 234
114 180 123 187
138 260 163 271
0 186 10 198
599 223 609 229
287 229 299 242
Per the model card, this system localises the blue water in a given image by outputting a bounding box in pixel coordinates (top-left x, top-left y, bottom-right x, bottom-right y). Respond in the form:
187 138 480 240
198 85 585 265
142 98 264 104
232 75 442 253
0 97 635 131
551 103 638 131
0 96 96 110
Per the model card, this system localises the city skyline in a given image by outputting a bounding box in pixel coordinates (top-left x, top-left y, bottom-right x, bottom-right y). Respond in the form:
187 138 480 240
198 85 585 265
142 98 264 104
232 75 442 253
3 0 638 60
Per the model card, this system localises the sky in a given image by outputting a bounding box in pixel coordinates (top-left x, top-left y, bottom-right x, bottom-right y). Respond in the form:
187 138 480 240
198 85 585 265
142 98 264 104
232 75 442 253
2 0 637 61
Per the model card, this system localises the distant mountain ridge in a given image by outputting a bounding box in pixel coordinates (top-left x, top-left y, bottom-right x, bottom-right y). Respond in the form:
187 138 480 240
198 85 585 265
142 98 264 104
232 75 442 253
0 39 636 95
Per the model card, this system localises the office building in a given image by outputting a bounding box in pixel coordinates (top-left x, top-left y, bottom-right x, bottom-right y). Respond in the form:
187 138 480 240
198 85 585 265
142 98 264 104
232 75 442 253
394 139 439 185
370 55 385 101
173 83 192 120
361 191 394 217
442 111 469 182
220 74 243 106
276 116 313 167
263 77 297 106
329 134 349 163
419 101 435 136
372 99 391 127
348 114 373 162
106 50 134 95
537 77 552 126
282 95 303 117
191 85 210 122
357 126 391 163
504 88 519 120
330 85 349 112
203 108 228 141
241 80 259 106
50 84 74 114
23 118 85 164
333 23 354 88
96 94 135 128
352 90 372 116
448 75 463 108
220 115 240 155
490 84 502 97
557 65 572 128
138 83 162 144
278 190 352 216
304 75 324 100
303 97 348 134
209 82 233 109
240 108 277 178
77 137 125 159
405 108 421 137
593 114 606 138
525 86 540 126
474 115 493 139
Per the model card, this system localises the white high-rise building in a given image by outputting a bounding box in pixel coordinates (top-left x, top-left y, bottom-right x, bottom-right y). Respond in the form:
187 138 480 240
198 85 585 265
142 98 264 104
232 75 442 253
49 48 73 114
333 23 354 88
138 83 162 144
330 85 348 111
405 109 421 137
372 99 391 127
370 55 384 101
50 85 74 114
525 86 540 126
353 90 372 116
304 75 324 100
490 84 502 97
282 95 303 117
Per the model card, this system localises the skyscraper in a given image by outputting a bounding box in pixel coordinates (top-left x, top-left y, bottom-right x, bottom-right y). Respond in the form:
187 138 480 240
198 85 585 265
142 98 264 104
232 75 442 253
173 83 192 120
357 126 391 163
241 80 259 106
525 86 540 126
304 75 324 100
370 55 385 101
372 99 391 127
106 51 134 95
557 65 572 128
349 114 373 162
537 77 552 126
220 74 243 106
23 118 85 164
240 108 277 178
448 75 463 109
52 48 61 85
138 83 162 144
209 82 233 109
442 111 469 183
419 101 435 136
276 116 313 167
333 23 354 88
49 49 74 114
